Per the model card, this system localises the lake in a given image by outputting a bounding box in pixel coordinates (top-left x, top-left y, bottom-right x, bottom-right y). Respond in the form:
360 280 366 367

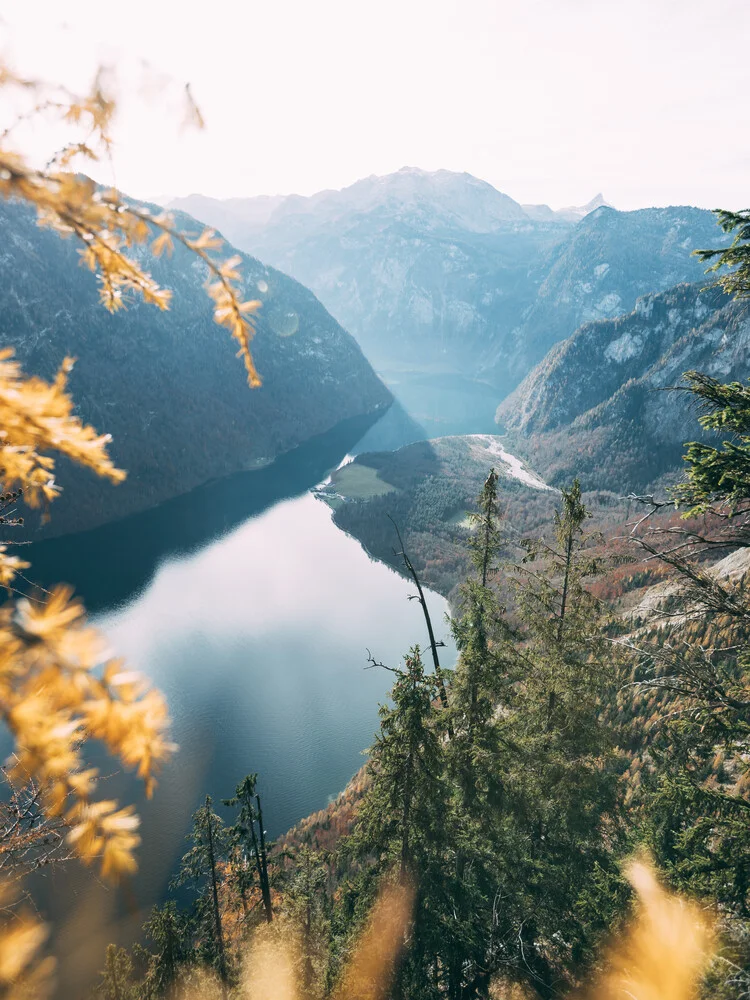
23 413 456 974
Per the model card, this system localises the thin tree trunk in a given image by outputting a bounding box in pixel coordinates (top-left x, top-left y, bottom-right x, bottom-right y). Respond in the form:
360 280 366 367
106 949 122 1000
205 799 228 989
303 855 315 992
400 750 413 882
166 921 176 987
547 525 574 730
246 811 265 898
556 527 574 643
481 507 492 589
256 793 273 923
389 516 452 729
468 598 488 736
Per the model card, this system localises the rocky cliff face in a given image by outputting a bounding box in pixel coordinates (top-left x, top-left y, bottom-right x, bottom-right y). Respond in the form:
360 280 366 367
497 283 731 434
488 206 728 386
498 282 750 492
0 199 391 537
172 175 726 397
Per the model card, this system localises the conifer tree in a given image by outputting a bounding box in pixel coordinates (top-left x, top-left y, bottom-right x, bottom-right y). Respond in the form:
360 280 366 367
444 470 519 1000
671 371 750 516
139 901 193 998
173 796 231 988
95 944 137 1000
283 846 330 995
625 367 750 984
453 467 514 739
354 646 451 998
695 207 750 299
500 480 624 994
224 774 274 924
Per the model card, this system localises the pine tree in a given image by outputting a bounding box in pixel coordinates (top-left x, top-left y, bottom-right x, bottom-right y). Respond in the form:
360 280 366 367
283 846 330 996
625 368 750 990
95 944 138 1000
453 467 515 742
694 208 750 300
500 479 624 995
224 773 274 925
140 901 193 998
443 470 520 1000
172 796 231 988
671 370 750 515
353 646 451 999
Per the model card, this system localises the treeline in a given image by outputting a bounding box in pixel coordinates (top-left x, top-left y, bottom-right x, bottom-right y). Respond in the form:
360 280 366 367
332 437 560 601
96 371 750 1000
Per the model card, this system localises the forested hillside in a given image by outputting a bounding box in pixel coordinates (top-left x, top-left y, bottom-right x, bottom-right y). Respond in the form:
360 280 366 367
319 435 558 600
96 369 750 999
0 197 390 536
3 10 749 1000
498 283 750 491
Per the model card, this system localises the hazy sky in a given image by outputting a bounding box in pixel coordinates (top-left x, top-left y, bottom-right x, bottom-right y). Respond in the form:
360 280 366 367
2 0 748 210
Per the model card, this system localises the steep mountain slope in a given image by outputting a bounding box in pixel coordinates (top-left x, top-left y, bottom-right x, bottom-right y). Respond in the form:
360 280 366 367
171 169 571 378
498 283 731 434
0 199 391 537
487 206 728 385
498 282 750 491
172 174 725 397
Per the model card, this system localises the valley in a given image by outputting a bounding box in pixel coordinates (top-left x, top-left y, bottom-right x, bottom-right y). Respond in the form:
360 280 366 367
171 169 727 394
3 7 750 999
0 197 390 537
4 160 750 1000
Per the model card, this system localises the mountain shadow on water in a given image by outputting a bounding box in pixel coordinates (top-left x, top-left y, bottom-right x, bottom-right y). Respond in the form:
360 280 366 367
21 409 386 614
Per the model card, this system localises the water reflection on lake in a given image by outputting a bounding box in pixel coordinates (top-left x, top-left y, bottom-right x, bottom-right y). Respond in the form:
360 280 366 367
24 414 455 956
98 490 454 847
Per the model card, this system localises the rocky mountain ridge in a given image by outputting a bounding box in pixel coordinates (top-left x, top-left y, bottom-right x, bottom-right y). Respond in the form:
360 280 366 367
497 282 731 434
498 281 750 491
488 205 727 386
522 192 612 223
170 171 725 393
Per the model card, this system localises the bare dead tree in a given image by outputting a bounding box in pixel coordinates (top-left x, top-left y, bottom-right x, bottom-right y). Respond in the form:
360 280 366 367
387 516 452 727
0 764 72 881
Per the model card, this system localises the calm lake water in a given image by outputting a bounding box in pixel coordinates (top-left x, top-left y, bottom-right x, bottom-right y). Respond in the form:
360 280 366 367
24 414 456 955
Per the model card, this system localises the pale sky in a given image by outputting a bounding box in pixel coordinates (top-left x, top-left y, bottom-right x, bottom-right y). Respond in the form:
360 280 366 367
2 0 748 210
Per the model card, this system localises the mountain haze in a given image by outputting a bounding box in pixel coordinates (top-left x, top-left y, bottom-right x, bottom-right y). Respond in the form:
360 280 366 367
171 171 725 394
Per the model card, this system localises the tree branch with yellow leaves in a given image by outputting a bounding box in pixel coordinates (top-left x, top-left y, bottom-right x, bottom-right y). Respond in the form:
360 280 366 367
0 62 262 386
0 57 267 892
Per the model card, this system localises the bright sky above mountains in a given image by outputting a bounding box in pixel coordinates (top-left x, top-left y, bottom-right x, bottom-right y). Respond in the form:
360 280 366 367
2 0 748 211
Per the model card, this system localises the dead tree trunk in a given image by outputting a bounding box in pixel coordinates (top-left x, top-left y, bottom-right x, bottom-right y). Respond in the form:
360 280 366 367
388 516 452 731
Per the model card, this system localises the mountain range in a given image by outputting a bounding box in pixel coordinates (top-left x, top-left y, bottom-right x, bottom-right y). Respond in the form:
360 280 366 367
3 165 741 537
170 169 726 394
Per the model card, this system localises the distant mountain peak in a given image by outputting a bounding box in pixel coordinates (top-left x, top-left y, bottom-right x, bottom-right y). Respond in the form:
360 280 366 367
585 192 609 210
262 166 530 233
556 193 613 222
